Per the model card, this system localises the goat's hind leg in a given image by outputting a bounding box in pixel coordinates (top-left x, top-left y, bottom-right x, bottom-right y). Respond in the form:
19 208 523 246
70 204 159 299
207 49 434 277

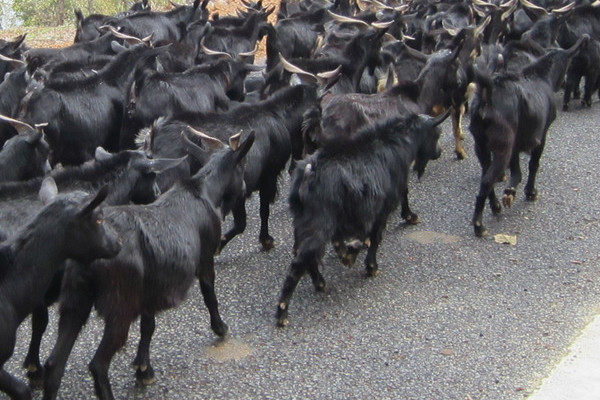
23 306 49 387
258 179 278 251
88 318 131 400
1 328 31 400
43 297 93 400
0 368 31 400
132 313 156 385
198 254 228 337
524 137 547 201
502 153 522 208
276 236 325 327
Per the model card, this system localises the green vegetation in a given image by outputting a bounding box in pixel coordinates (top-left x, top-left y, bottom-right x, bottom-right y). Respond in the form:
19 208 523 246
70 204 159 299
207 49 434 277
9 0 169 27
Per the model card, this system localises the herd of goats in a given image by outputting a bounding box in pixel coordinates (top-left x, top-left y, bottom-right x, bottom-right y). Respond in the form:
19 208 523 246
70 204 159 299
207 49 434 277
0 0 598 398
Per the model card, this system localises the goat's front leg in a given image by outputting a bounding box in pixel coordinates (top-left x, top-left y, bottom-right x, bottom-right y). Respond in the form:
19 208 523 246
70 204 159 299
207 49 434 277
452 104 467 160
400 186 419 225
0 368 31 400
132 313 156 385
218 199 247 254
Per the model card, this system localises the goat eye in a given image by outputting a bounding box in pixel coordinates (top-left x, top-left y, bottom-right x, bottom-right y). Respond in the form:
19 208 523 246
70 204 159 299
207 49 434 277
96 218 103 225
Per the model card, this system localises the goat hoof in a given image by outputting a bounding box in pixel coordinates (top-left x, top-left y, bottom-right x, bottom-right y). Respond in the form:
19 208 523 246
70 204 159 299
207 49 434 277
260 237 275 251
490 200 502 215
135 365 156 386
525 191 538 201
341 252 357 267
313 279 326 292
502 194 514 208
26 367 44 389
473 223 488 238
563 104 569 111
404 213 420 225
275 304 289 327
502 188 516 208
366 265 379 277
455 149 467 160
213 322 229 337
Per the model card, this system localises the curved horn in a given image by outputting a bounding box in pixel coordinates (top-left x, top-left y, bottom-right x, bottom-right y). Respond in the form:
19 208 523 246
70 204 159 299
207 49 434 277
472 0 498 8
500 0 517 8
185 126 225 150
100 25 144 43
200 38 233 59
0 114 36 135
442 20 461 37
474 15 492 37
370 0 392 10
371 20 395 30
0 54 25 67
327 11 370 27
238 43 259 58
551 2 575 14
316 65 342 80
279 54 318 80
519 0 547 13
501 3 517 21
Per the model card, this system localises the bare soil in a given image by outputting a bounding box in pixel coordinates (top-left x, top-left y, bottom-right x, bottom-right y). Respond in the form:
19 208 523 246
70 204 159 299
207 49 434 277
0 0 280 53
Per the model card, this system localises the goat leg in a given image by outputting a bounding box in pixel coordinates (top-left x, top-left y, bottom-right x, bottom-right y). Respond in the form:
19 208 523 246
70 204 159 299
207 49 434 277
218 200 247 254
524 139 546 201
0 369 31 400
198 255 228 337
23 305 49 388
259 185 275 251
132 313 156 385
88 320 131 400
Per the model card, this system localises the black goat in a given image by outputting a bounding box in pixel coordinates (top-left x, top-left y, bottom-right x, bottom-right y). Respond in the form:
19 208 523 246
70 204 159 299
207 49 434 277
0 116 50 182
19 43 169 166
468 36 587 237
0 179 121 400
120 58 234 150
0 148 184 384
42 131 254 400
74 0 151 42
275 111 448 327
141 84 319 251
0 64 28 146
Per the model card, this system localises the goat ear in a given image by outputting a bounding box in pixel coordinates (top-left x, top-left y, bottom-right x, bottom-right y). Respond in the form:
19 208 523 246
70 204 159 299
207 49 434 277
431 107 452 127
234 130 255 163
25 129 43 144
94 146 113 161
39 177 58 205
78 186 109 217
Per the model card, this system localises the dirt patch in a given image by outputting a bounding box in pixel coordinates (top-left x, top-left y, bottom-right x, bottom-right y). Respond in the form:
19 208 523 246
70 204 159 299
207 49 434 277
0 0 280 52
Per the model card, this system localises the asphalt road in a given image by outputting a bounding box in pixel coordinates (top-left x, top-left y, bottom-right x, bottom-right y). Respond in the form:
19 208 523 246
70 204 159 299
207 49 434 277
4 93 600 400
